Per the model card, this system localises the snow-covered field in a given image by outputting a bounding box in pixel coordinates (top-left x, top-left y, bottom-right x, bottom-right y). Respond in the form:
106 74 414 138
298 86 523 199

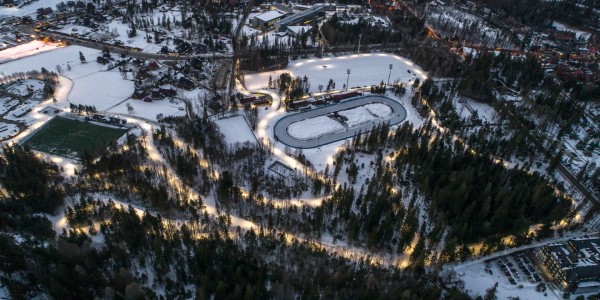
68 71 133 111
287 116 344 140
106 99 185 122
0 45 100 78
339 103 393 127
244 53 427 93
453 261 559 300
214 115 256 146
0 40 61 63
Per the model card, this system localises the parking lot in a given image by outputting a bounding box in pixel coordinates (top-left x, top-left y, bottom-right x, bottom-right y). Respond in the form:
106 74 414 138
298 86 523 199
492 252 545 287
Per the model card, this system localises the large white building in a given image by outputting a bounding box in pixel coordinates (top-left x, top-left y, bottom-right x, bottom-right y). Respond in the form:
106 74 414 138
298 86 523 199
251 10 286 30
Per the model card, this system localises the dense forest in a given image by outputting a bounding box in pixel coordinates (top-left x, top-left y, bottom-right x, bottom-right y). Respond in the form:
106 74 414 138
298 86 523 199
0 144 472 299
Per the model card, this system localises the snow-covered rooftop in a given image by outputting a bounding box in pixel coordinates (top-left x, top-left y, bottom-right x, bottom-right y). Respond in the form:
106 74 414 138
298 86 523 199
254 10 285 22
286 25 312 35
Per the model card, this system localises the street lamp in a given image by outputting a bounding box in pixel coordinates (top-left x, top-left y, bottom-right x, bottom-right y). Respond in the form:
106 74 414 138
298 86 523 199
387 64 393 90
346 69 351 91
357 34 363 53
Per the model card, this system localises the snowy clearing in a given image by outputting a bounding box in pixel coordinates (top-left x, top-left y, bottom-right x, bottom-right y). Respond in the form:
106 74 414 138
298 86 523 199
106 99 186 122
214 115 257 146
68 71 134 111
244 53 427 93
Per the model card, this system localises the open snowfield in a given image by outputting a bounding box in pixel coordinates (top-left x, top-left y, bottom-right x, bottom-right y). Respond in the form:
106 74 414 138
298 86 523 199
68 71 133 111
214 115 256 146
338 103 393 127
0 40 61 63
287 116 345 140
106 99 185 122
468 100 497 123
244 53 427 93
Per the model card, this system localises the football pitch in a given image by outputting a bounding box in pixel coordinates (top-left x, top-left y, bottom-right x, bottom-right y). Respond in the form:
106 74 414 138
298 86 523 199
24 117 128 159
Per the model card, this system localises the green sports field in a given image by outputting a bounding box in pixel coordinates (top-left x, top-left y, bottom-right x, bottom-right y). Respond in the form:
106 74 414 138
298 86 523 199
24 117 128 159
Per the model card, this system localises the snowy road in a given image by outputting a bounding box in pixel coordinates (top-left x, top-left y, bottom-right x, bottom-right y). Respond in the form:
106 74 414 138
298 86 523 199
273 95 407 148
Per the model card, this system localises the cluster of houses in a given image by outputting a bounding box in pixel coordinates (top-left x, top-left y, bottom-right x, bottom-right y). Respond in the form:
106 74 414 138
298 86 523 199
249 2 390 38
443 0 598 86
538 236 600 294
129 58 206 102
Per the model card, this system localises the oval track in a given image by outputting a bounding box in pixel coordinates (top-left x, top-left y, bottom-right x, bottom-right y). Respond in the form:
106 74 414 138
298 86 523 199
274 95 406 148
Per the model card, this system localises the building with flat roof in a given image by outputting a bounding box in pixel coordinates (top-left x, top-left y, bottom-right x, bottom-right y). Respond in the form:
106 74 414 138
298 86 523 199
251 10 286 30
538 236 600 294
275 6 324 32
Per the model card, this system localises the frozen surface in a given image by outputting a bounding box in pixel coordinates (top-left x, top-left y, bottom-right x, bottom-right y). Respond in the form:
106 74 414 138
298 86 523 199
287 116 345 140
338 103 393 127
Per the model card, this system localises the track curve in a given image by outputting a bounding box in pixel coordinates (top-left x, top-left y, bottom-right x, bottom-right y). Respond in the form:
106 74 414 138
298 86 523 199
274 95 406 149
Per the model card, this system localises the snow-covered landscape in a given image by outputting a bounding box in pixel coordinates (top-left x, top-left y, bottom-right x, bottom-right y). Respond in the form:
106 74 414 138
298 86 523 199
0 0 598 298
245 53 427 93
